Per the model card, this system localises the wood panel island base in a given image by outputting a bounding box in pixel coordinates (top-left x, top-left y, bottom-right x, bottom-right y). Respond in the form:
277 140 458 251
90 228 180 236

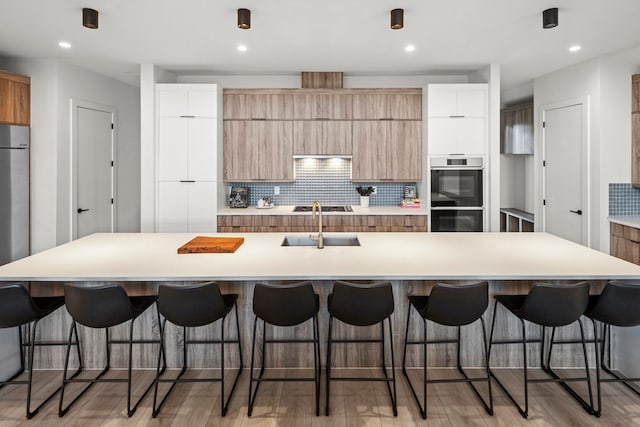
0 232 638 371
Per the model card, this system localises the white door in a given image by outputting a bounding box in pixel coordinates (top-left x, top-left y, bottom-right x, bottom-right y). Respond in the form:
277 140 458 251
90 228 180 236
543 103 587 245
77 107 114 238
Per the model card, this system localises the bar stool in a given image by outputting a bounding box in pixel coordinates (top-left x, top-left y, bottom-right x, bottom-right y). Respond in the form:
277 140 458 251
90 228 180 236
326 281 397 416
152 282 243 417
248 282 320 416
0 283 81 418
59 283 166 417
488 282 594 418
585 280 640 416
402 281 493 419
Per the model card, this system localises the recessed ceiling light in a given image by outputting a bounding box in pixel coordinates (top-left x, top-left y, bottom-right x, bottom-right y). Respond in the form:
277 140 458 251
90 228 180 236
405 44 416 53
237 44 248 52
569 45 582 52
58 41 72 49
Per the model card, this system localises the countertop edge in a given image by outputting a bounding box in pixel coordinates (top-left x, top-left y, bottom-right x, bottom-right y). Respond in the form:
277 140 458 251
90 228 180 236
608 216 640 229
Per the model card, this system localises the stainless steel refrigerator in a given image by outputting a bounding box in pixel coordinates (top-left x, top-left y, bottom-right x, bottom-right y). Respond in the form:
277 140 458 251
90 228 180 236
0 124 29 265
0 124 29 381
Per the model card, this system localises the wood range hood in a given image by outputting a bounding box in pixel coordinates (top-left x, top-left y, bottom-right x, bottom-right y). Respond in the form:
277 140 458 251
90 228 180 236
301 72 343 89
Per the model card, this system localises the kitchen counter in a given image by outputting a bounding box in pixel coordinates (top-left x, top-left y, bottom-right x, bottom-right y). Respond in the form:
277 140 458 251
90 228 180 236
1 232 639 282
218 205 428 216
608 215 640 229
5 231 633 371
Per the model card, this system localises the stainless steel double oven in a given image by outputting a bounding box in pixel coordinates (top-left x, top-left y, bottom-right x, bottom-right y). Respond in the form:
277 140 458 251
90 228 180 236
430 157 484 232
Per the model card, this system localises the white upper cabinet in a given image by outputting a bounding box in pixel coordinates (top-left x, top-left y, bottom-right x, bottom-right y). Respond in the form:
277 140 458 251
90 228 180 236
427 84 487 117
427 84 488 155
157 84 218 117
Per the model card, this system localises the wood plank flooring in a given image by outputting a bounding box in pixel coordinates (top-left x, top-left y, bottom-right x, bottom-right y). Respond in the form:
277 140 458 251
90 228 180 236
1 368 639 426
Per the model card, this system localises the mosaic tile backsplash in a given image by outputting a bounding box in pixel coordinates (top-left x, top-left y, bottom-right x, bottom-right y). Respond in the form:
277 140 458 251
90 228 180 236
229 158 413 207
609 183 640 215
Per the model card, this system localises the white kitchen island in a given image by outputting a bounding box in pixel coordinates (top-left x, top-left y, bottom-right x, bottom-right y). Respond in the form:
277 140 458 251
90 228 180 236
1 231 639 281
1 232 639 371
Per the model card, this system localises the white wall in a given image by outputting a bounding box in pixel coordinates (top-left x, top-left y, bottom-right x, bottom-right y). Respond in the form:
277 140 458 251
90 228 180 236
534 58 601 245
533 55 639 252
56 61 141 242
0 57 141 251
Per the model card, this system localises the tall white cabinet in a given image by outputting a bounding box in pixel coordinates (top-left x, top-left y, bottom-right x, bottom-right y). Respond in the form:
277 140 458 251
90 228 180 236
427 84 488 156
156 84 218 232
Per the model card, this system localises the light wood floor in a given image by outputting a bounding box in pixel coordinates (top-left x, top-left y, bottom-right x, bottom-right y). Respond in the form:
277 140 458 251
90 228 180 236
1 368 639 426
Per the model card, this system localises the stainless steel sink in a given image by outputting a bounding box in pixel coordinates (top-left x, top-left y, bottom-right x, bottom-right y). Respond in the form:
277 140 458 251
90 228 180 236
281 235 361 247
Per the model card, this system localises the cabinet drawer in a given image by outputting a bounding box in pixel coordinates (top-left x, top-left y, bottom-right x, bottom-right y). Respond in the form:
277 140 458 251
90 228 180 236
611 223 640 242
611 235 640 264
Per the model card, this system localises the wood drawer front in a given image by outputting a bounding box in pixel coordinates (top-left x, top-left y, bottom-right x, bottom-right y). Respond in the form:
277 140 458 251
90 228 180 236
611 223 640 242
389 215 427 232
220 214 428 233
253 215 291 232
611 235 640 264
217 215 254 232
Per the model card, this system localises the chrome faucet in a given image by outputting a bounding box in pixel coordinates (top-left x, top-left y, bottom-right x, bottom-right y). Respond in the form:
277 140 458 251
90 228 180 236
310 200 324 249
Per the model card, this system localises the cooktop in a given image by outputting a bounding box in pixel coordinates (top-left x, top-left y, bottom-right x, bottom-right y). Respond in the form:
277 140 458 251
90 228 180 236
293 205 353 212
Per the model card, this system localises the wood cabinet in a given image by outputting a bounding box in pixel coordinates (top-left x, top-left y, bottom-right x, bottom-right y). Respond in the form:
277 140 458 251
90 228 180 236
292 93 352 119
501 103 533 155
293 120 352 155
223 92 293 119
156 84 218 232
0 70 30 125
499 209 534 232
427 84 487 156
352 121 421 181
352 91 421 120
610 222 640 264
217 214 428 232
632 75 640 188
223 88 422 181
223 121 293 181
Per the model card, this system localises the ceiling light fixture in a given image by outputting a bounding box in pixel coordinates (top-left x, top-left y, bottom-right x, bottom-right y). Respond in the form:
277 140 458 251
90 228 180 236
238 8 251 30
59 41 72 49
390 8 404 30
405 44 415 52
82 8 99 29
569 45 582 52
237 44 248 52
542 7 558 29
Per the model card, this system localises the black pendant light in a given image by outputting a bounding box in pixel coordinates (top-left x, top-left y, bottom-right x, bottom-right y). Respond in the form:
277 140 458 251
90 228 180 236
82 8 99 29
542 8 558 29
238 8 251 30
390 8 404 30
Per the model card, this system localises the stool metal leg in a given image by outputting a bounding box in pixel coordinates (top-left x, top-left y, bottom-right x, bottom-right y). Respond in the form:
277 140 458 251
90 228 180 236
248 317 259 416
542 319 595 416
325 315 333 416
312 315 320 416
402 303 428 418
386 317 398 416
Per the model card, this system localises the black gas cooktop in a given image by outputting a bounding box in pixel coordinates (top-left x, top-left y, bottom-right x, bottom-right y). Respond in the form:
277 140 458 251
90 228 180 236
293 205 353 212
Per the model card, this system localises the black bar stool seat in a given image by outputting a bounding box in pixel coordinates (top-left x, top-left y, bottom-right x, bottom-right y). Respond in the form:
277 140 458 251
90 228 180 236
402 282 493 419
0 284 81 419
152 282 243 417
248 282 320 417
488 282 595 418
585 280 640 416
59 283 165 417
326 281 397 416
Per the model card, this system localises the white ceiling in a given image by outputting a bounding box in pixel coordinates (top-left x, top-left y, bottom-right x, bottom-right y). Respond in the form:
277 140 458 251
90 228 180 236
1 0 639 90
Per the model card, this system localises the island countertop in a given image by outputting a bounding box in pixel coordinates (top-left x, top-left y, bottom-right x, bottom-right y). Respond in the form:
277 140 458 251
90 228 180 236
1 232 640 282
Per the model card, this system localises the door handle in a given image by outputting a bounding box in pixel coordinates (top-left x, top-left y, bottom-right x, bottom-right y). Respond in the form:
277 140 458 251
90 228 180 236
569 209 583 215
77 208 90 213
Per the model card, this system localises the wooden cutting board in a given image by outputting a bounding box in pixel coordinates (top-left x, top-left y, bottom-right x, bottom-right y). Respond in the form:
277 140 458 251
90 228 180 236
177 236 244 254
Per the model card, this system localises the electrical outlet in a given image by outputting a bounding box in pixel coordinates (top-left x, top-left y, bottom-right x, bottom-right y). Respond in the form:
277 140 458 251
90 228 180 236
371 186 377 195
274 186 280 195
